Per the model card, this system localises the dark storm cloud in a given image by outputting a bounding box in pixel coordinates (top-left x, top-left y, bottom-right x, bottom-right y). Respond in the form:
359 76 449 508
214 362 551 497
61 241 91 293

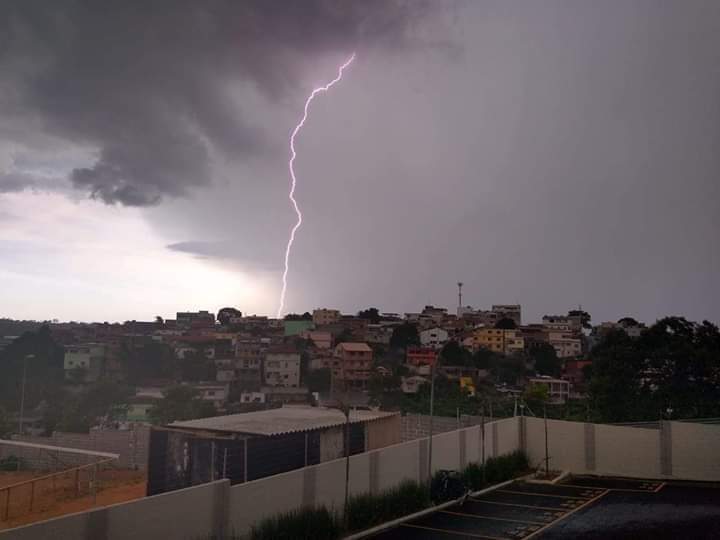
0 0 434 206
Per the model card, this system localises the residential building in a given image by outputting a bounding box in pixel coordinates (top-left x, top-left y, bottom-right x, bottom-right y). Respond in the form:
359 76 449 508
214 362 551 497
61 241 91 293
192 383 229 409
563 359 592 395
312 308 341 326
542 315 581 335
301 330 333 349
239 391 266 404
176 311 216 329
401 376 428 394
366 324 393 346
492 304 522 326
63 343 108 382
547 332 582 358
471 328 525 355
261 386 310 405
419 327 449 349
528 377 570 404
406 347 437 368
284 320 314 337
264 349 301 388
334 342 373 388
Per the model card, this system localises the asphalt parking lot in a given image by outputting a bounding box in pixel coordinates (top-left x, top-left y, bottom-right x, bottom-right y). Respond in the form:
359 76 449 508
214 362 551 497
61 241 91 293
371 476 720 539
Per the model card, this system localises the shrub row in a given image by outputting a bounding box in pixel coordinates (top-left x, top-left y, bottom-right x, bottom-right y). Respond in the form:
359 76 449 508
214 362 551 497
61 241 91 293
248 450 529 540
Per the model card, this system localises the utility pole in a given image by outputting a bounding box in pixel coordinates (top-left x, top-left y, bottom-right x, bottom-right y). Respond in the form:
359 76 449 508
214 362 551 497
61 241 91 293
457 282 463 312
427 359 435 488
18 354 34 436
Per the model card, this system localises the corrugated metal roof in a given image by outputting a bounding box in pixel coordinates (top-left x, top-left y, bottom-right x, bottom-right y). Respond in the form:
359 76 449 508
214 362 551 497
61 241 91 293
168 406 397 436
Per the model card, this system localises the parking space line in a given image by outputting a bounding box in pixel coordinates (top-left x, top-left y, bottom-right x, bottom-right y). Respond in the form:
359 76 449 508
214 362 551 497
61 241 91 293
560 483 657 493
654 482 666 493
470 499 565 512
522 489 610 539
441 510 547 525
496 489 592 500
400 522 509 539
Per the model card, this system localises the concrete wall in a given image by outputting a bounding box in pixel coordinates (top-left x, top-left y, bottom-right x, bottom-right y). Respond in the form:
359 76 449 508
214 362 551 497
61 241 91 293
1 480 228 540
671 421 720 481
11 426 149 470
523 418 720 481
0 418 529 539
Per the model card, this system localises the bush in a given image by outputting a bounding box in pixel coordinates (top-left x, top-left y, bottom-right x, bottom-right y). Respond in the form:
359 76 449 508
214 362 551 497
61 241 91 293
247 451 529 538
346 480 430 532
249 507 340 540
0 455 25 471
460 450 529 491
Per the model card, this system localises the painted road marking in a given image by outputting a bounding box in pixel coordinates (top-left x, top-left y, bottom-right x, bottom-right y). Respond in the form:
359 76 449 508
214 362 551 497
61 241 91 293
470 499 567 512
522 489 610 539
440 510 549 525
400 522 509 539
497 489 594 500
561 483 659 493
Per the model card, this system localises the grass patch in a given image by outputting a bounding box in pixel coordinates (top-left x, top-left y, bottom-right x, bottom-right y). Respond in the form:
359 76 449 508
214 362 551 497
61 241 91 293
249 506 340 540
345 479 430 532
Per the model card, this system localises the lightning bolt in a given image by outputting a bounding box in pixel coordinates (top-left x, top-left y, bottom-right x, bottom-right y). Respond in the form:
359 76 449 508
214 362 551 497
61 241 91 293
276 53 356 318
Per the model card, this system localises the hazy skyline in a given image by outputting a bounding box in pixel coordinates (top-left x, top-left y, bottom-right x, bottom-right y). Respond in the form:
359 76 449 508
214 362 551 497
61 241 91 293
1 1 718 324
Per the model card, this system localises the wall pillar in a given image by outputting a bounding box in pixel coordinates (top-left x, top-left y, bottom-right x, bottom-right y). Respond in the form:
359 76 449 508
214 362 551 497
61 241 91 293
369 452 380 495
418 439 428 482
491 422 499 458
302 466 317 507
519 417 527 454
660 421 673 476
459 430 467 469
211 479 230 539
584 423 596 472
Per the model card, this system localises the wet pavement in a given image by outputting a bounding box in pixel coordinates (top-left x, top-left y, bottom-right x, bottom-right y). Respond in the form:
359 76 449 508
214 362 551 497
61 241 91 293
370 476 720 539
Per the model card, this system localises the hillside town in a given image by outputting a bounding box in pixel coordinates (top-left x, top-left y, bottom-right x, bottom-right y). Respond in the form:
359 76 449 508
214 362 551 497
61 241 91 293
0 299 655 437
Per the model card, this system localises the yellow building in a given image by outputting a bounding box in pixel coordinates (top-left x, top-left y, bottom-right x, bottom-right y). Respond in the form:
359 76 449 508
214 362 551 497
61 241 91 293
472 328 525 355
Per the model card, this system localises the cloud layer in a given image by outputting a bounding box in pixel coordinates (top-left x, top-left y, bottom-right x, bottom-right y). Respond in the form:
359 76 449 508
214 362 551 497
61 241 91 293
0 1 433 205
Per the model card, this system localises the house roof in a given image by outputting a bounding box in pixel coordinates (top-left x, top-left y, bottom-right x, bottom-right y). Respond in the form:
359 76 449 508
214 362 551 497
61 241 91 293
168 406 396 436
336 342 372 352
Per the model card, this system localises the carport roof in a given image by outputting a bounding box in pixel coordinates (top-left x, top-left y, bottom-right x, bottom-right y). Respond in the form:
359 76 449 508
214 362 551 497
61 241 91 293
168 406 397 436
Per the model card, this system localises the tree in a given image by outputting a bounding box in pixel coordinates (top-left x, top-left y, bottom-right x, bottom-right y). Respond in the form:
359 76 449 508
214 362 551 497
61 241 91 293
530 343 562 377
284 312 312 321
495 318 517 330
0 406 10 438
472 347 496 369
178 350 216 382
587 329 646 422
148 386 217 425
357 308 381 324
217 307 242 325
305 368 332 393
617 317 639 327
389 323 419 350
57 381 132 433
155 315 164 324
440 340 472 366
523 383 549 412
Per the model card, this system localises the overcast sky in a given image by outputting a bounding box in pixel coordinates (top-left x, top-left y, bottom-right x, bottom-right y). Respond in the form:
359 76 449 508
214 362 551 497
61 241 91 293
1 1 718 325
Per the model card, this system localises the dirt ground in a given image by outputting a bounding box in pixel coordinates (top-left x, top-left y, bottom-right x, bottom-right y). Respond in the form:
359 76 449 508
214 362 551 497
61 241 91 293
0 469 146 531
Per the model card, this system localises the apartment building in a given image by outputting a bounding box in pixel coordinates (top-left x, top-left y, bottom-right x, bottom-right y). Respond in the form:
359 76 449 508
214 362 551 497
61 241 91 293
528 377 570 404
334 342 373 388
312 308 341 326
419 327 449 349
264 348 301 388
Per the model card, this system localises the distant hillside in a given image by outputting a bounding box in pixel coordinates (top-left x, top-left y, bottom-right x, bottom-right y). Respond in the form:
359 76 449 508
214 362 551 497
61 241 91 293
0 319 44 337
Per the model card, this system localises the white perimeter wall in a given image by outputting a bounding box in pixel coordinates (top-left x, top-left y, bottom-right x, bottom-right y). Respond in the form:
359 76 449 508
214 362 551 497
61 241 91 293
524 417 720 482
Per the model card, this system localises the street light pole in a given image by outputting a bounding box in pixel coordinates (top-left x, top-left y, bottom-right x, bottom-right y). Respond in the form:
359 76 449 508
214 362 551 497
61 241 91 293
18 354 34 436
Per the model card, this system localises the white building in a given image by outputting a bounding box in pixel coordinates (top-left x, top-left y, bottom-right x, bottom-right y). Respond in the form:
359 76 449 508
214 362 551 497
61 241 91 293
401 376 429 394
64 343 107 382
264 350 301 388
528 377 570 404
548 332 582 358
419 327 449 349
